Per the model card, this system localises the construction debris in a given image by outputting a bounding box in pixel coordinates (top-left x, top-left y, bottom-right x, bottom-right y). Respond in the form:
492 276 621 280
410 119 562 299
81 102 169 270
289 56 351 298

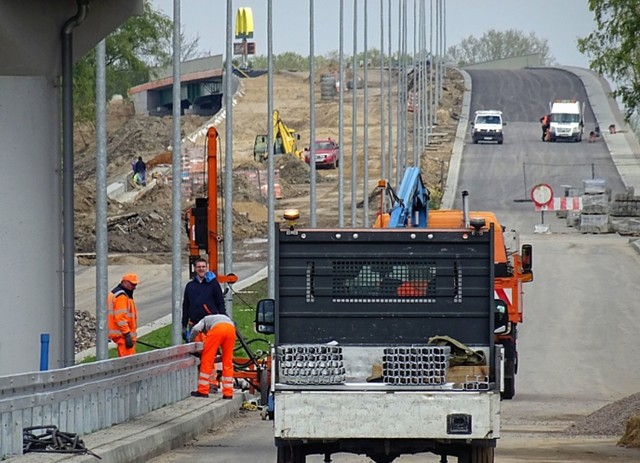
23 425 101 459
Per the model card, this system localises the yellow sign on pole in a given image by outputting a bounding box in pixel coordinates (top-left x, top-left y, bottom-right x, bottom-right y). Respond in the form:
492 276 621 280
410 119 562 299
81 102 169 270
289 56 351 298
235 7 254 39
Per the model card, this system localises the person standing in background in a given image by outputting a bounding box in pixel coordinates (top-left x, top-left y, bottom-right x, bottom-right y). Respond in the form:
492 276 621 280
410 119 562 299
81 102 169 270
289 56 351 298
134 156 147 186
182 258 226 342
108 273 139 357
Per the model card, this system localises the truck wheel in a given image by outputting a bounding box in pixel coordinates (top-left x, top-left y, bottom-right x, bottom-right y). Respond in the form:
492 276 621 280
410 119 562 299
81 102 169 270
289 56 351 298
277 446 305 463
459 446 495 463
259 368 269 407
497 139 503 145
502 358 516 400
473 139 479 144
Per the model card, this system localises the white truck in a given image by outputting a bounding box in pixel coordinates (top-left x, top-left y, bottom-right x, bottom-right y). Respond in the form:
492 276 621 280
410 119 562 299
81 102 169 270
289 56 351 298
471 110 505 144
548 99 584 142
256 218 506 463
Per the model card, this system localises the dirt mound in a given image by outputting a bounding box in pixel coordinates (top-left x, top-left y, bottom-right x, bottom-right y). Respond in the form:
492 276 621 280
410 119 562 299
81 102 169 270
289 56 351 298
73 68 464 257
564 392 640 437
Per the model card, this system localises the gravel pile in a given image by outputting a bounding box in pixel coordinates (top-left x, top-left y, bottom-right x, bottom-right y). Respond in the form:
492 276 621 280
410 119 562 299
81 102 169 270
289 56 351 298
563 392 640 437
75 310 97 354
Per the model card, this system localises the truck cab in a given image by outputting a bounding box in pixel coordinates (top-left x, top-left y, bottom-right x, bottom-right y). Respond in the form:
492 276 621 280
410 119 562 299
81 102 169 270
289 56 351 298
471 110 505 144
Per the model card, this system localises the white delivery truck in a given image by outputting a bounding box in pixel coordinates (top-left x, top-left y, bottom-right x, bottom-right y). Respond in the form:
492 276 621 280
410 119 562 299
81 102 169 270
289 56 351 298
548 99 584 142
471 110 505 144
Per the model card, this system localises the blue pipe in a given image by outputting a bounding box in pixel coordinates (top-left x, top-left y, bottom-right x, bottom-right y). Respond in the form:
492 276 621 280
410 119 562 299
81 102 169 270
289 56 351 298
40 333 50 371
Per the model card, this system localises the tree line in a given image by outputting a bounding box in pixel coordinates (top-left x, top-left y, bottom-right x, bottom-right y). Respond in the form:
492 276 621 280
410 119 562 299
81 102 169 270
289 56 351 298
74 0 638 123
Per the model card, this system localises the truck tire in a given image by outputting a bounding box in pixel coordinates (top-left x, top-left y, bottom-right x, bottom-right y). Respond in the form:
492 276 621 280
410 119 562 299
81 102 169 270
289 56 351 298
502 358 516 400
459 446 495 463
277 445 305 463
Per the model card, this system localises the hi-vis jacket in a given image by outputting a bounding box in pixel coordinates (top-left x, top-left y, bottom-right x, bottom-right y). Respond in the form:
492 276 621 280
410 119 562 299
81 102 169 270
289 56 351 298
107 287 138 341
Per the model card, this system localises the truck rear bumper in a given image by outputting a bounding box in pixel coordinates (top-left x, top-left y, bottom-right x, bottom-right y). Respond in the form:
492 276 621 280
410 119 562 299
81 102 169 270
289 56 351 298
274 390 500 440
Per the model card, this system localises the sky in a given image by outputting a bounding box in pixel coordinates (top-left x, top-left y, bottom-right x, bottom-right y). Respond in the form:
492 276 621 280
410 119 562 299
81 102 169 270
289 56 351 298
151 0 596 68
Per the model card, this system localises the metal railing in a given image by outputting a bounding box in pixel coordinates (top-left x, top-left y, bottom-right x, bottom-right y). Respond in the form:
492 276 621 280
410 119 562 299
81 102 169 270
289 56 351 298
0 344 199 458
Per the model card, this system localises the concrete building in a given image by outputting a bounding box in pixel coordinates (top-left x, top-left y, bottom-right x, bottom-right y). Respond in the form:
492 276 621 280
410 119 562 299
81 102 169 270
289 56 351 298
0 1 143 375
129 55 224 116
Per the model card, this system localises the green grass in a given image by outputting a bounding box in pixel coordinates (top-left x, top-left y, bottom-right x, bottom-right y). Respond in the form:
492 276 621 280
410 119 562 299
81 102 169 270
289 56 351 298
81 278 271 362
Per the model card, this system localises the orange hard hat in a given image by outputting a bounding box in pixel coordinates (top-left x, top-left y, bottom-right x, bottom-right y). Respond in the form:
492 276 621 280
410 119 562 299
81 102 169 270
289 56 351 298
122 273 139 285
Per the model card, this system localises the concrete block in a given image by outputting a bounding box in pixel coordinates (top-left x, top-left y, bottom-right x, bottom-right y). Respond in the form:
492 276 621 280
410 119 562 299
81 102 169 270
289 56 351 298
107 181 125 200
583 178 606 194
610 217 640 235
630 238 640 255
578 213 610 233
610 200 640 217
582 193 608 214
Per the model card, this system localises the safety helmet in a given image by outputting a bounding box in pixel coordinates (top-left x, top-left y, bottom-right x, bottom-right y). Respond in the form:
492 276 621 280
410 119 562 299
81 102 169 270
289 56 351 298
122 273 140 285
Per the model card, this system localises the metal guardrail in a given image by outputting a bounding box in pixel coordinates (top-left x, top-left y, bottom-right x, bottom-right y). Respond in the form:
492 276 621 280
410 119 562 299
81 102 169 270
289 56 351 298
0 344 199 458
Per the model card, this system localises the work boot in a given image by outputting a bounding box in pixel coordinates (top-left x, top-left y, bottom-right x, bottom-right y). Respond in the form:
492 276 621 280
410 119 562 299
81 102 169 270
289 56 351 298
191 391 209 398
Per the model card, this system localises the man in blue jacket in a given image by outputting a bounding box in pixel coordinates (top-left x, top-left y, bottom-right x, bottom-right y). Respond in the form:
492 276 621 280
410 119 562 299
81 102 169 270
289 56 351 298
182 258 226 342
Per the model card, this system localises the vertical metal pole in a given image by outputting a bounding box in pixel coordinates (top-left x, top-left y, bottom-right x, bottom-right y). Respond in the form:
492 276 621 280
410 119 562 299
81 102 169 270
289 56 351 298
396 0 402 187
429 0 434 130
412 0 418 167
421 0 428 148
387 0 393 185
62 5 88 367
434 0 441 115
363 0 369 226
338 0 345 228
438 0 443 108
267 0 275 298
95 39 108 360
380 0 386 181
224 0 234 316
440 0 445 106
309 0 317 227
171 0 183 344
351 0 358 226
522 163 528 201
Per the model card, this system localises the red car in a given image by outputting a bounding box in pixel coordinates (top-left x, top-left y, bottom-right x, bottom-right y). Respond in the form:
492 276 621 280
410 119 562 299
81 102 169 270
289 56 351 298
304 139 340 169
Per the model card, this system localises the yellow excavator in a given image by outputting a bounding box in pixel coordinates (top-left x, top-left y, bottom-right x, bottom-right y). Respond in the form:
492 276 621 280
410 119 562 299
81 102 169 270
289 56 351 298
253 109 303 162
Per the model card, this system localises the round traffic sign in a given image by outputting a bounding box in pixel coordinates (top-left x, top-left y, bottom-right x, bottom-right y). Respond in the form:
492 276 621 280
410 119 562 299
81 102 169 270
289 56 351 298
531 183 553 207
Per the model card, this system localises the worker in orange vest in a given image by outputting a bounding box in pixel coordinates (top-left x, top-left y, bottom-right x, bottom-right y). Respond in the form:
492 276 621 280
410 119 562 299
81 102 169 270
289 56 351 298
188 314 236 399
540 114 551 141
108 273 139 357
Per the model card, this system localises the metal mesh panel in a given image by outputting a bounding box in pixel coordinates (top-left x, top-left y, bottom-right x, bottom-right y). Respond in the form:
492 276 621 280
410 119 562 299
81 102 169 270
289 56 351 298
277 345 346 385
382 345 450 385
331 260 438 303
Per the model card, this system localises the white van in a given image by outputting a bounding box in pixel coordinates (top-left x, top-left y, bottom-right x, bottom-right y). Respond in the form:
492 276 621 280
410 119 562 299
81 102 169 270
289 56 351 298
471 110 505 144
548 99 584 142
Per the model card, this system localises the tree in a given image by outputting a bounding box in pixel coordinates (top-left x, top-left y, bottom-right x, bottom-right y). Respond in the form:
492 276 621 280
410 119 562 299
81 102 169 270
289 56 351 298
73 1 202 123
447 29 555 67
73 1 172 122
577 1 640 121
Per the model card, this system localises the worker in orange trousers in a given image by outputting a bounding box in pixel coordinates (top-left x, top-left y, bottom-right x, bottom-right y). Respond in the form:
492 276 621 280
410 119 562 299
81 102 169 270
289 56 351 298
189 314 236 399
107 273 139 357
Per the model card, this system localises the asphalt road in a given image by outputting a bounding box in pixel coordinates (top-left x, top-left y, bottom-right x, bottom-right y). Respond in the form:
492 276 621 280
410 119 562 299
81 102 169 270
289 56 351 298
150 68 640 462
75 259 266 326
